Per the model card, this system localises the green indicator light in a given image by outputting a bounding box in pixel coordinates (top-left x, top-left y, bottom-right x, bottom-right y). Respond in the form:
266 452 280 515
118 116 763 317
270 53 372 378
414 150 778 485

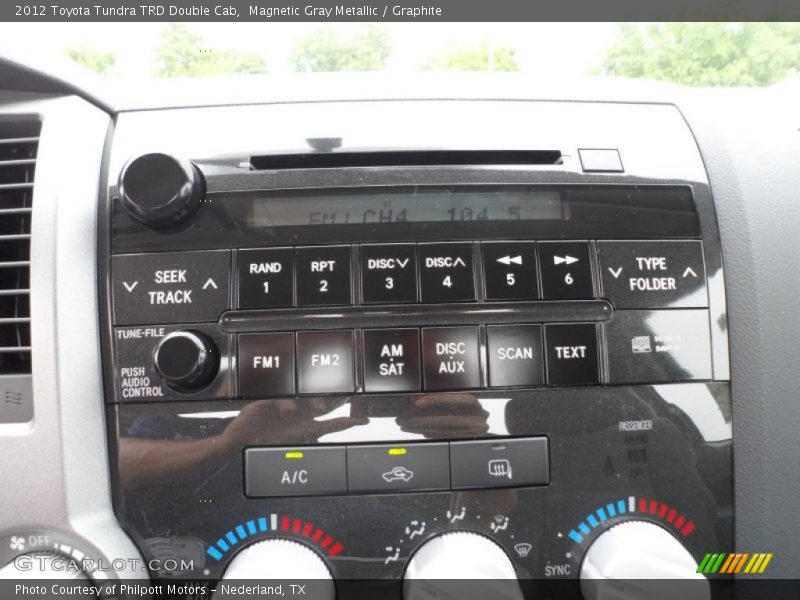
285 451 304 459
388 448 407 456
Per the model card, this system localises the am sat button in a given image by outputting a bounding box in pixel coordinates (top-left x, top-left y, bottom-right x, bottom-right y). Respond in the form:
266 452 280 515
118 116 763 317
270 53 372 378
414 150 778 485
597 241 707 309
245 447 347 497
450 438 549 490
363 328 421 393
605 309 712 384
418 243 476 303
346 443 450 493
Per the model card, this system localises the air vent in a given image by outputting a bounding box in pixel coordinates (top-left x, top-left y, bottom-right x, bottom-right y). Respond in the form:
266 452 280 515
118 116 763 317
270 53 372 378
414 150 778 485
0 119 39 374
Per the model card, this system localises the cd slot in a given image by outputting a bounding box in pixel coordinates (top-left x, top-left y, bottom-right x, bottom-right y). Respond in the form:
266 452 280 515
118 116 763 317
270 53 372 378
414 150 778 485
219 300 613 333
249 150 563 170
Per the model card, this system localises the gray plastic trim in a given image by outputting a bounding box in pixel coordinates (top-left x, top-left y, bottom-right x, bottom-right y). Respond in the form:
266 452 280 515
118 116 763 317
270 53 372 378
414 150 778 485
0 92 145 579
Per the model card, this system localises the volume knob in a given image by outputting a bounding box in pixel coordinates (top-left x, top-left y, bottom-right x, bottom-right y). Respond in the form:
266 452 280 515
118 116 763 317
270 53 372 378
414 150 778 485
154 331 219 392
118 153 204 227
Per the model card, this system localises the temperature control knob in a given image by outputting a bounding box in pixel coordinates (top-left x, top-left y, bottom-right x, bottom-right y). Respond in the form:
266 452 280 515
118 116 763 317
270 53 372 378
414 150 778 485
404 532 523 600
580 521 709 600
153 330 219 392
118 153 204 227
220 539 334 600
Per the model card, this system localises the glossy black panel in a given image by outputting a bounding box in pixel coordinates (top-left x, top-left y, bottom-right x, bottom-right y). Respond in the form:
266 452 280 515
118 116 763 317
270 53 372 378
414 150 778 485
107 383 732 586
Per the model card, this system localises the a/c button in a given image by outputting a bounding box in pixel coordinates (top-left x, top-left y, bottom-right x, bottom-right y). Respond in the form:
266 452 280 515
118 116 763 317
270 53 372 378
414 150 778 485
245 447 347 497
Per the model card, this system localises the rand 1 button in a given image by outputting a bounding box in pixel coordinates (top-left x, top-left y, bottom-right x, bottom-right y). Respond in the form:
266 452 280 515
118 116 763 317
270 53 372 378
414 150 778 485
482 242 539 301
537 241 594 300
296 246 352 307
417 243 476 303
346 443 450 494
238 333 295 398
487 324 544 388
363 328 421 393
238 248 294 309
597 241 708 309
605 309 712 384
544 323 600 386
296 330 355 394
112 250 230 325
450 438 549 490
361 244 418 304
421 326 481 391
245 447 347 497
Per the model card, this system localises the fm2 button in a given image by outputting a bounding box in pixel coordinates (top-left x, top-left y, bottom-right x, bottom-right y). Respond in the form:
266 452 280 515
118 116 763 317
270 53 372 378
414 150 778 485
245 447 347 498
296 246 351 307
537 241 594 300
422 327 480 391
238 248 294 309
418 243 476 303
544 323 600 386
361 244 418 304
482 242 539 301
363 329 421 393
297 330 355 394
597 241 708 309
112 250 230 325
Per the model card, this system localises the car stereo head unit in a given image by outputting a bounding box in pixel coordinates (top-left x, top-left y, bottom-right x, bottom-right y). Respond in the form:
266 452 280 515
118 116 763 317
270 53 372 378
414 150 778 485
100 100 732 594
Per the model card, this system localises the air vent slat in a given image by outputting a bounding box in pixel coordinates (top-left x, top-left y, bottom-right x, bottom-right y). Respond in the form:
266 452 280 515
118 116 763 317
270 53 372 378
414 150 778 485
0 119 38 375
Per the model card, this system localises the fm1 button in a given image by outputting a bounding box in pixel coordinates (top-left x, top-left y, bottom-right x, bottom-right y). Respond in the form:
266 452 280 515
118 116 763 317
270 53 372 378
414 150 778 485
597 241 708 309
544 323 600 386
361 244 418 304
296 246 351 307
537 241 594 300
363 329 421 393
487 325 544 388
422 327 480 391
112 250 230 325
238 333 295 398
238 248 294 309
450 438 549 490
297 330 355 394
418 243 476 303
346 443 449 493
605 310 712 383
245 447 347 497
482 242 539 301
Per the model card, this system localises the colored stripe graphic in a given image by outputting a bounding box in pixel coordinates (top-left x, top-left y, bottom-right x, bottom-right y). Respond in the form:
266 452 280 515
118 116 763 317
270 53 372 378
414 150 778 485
698 553 773 574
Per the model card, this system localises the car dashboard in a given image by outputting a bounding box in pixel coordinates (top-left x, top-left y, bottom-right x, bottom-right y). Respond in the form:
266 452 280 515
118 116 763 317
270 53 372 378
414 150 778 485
0 62 798 599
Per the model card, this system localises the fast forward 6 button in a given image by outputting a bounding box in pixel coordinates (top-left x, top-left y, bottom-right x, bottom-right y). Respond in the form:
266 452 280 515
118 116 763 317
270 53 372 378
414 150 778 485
537 241 594 300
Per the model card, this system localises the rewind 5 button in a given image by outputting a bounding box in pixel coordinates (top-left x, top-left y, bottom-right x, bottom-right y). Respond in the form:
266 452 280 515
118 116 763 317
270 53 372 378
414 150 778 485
482 242 539 301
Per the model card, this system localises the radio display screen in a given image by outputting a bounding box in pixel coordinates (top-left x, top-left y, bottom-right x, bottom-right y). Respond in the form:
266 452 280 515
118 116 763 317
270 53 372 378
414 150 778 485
246 188 566 227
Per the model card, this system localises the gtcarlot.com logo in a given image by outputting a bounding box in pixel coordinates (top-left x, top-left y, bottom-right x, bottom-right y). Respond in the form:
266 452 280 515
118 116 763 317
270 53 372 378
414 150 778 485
13 554 194 573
